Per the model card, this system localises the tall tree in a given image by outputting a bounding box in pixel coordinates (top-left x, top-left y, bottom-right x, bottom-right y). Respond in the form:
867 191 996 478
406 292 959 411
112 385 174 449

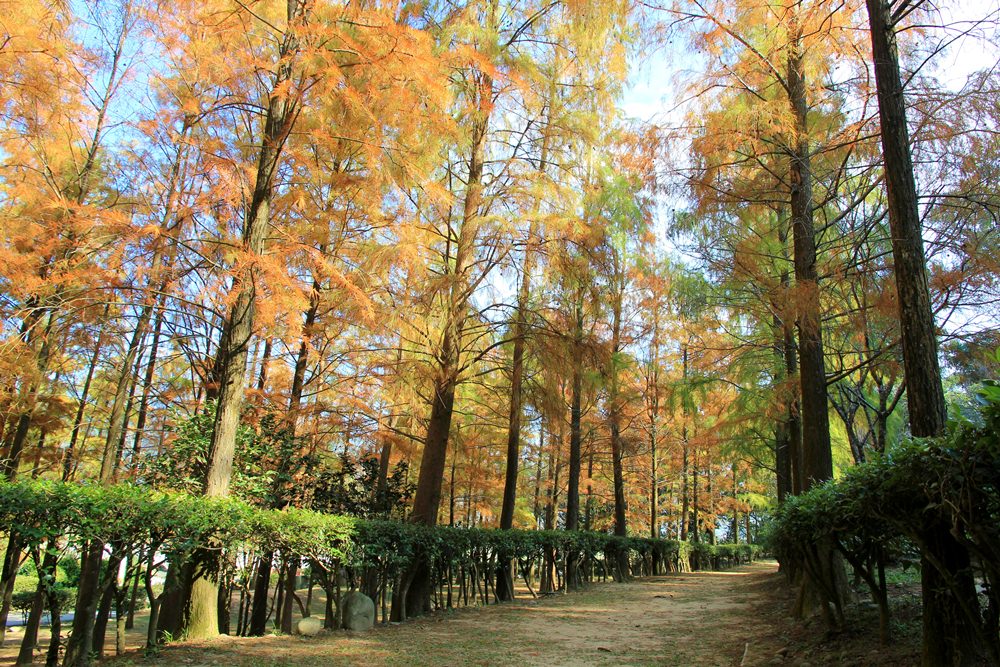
864 1 976 663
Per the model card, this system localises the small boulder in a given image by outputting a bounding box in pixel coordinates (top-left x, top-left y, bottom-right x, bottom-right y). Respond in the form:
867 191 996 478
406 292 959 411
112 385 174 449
297 615 323 637
341 590 375 632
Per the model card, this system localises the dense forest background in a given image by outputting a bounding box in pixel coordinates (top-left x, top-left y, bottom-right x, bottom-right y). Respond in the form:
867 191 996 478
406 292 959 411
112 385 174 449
1 0 998 664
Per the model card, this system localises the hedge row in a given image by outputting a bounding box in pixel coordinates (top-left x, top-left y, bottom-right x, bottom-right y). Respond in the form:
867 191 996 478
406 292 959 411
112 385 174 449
0 477 761 657
0 480 759 577
769 385 1000 662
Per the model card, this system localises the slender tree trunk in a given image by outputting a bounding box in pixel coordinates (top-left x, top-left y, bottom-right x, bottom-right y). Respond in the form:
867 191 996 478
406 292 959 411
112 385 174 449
609 276 627 541
584 447 594 530
3 309 54 482
16 554 45 666
707 469 716 546
498 239 535 599
64 309 108 481
498 232 536 531
280 561 296 634
648 312 660 538
680 345 690 541
64 302 151 665
532 423 544 526
543 428 557 531
565 288 584 532
732 467 740 544
130 293 166 474
692 450 700 543
784 317 803 496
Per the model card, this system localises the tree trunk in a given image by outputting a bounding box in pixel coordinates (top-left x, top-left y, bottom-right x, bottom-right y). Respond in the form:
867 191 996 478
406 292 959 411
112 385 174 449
186 1 307 640
15 554 46 666
129 293 166 474
63 308 108 481
565 289 584 532
680 344 690 541
61 540 105 666
787 23 832 489
609 273 627 543
396 58 493 619
64 299 149 665
864 0 947 439
498 236 535 531
279 560 296 634
866 5 970 659
247 551 273 636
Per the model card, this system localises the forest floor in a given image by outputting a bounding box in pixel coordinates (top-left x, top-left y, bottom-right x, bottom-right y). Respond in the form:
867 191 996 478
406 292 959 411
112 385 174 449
3 559 923 666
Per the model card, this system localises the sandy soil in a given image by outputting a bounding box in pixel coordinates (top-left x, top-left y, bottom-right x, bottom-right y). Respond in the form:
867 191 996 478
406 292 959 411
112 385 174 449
90 561 792 667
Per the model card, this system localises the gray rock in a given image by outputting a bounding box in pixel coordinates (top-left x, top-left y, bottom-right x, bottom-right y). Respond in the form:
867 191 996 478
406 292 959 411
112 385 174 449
341 591 375 632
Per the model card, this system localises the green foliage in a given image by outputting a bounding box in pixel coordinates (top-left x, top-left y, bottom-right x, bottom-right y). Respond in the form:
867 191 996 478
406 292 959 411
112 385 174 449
59 556 81 586
143 405 314 507
0 478 762 634
11 586 74 615
769 383 1000 653
310 453 413 520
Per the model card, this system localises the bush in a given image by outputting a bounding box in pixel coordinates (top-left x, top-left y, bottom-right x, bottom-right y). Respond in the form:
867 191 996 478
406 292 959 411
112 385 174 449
769 382 1000 660
10 586 75 616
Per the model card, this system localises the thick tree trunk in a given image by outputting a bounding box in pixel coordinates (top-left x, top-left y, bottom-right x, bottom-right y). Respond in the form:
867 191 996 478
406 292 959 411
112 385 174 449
787 28 832 489
186 1 306 640
864 0 946 439
865 3 969 663
410 377 457 526
919 520 983 665
784 14 845 628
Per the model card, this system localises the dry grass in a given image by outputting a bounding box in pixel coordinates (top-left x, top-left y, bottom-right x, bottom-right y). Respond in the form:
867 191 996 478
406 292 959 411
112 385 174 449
4 561 925 666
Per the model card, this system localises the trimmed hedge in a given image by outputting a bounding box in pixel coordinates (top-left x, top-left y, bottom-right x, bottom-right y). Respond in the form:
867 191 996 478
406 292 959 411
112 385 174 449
0 477 761 643
0 480 760 582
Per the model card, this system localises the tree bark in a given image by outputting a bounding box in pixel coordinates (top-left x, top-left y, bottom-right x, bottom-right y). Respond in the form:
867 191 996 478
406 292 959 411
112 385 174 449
864 0 946 439
787 23 832 489
186 0 307 641
565 289 584 532
865 2 967 663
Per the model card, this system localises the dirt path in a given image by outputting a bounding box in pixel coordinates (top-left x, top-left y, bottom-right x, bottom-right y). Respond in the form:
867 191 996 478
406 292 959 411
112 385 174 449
114 561 788 667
